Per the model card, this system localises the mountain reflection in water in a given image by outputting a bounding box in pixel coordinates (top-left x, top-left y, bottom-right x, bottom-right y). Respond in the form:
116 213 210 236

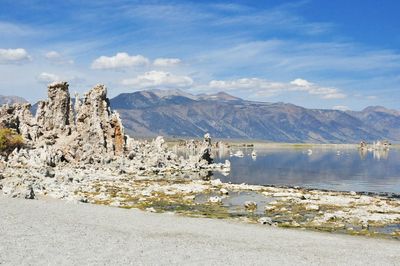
212 148 400 194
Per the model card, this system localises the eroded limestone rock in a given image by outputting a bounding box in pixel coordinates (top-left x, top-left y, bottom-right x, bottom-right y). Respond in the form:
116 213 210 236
0 82 230 199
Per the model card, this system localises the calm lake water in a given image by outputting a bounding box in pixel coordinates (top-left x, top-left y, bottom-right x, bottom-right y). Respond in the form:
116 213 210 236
213 147 400 194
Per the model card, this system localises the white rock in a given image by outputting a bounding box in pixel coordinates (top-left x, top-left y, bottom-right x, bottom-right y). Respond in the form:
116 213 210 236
146 207 157 213
258 217 273 225
211 179 223 186
305 204 320 211
219 188 229 195
265 205 276 211
208 196 222 204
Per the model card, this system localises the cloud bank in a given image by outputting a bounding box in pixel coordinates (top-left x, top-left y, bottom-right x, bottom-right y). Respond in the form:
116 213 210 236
153 58 181 67
208 77 346 100
91 53 150 70
36 72 60 83
122 71 193 88
0 48 31 64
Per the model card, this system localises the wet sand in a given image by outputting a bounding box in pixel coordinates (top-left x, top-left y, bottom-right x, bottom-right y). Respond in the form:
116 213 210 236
0 196 399 265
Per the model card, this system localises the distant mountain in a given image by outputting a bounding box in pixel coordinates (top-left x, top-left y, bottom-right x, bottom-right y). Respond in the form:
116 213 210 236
109 90 400 143
0 95 28 105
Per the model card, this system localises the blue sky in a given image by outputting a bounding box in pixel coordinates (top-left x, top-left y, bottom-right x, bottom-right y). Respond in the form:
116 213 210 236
0 0 399 110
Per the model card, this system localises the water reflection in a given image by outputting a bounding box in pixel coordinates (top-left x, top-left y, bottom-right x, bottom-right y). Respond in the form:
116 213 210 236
212 148 400 194
359 148 389 160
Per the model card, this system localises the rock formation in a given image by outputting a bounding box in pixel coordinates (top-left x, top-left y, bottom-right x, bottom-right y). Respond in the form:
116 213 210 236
0 82 230 200
200 133 213 164
1 82 136 166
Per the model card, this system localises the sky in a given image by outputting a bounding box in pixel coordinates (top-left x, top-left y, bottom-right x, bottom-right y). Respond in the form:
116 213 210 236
0 0 399 111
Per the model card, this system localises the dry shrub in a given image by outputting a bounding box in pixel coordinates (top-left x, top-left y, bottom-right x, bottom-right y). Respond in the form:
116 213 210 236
0 128 24 155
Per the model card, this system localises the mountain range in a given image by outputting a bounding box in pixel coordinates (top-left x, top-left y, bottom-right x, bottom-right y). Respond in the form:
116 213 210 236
2 90 399 143
109 90 400 143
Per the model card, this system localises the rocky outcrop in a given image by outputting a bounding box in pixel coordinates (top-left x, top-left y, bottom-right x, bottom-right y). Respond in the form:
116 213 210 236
1 82 132 166
0 82 230 200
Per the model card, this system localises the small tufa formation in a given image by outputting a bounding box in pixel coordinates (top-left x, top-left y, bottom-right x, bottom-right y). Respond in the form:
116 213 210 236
200 133 213 164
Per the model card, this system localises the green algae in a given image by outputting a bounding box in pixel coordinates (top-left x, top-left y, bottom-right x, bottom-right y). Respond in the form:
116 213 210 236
75 178 400 240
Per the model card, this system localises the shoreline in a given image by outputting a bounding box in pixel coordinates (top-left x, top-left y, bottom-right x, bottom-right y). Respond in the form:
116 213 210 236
2 163 399 240
70 174 400 240
165 137 400 148
1 195 399 265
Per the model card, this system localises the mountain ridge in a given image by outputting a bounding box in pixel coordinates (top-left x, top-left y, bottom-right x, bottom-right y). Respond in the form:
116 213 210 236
2 90 399 143
108 89 400 143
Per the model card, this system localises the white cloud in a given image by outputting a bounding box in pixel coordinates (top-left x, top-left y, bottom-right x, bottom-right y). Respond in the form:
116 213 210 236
45 51 61 60
121 71 193 88
209 78 286 92
290 78 347 99
321 93 346 99
91 52 149 70
153 58 181 67
0 48 31 64
290 78 312 88
207 77 346 100
332 105 350 111
36 72 60 84
45 51 74 65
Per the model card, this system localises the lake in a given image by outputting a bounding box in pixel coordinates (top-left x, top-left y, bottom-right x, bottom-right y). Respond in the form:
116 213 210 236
213 147 400 194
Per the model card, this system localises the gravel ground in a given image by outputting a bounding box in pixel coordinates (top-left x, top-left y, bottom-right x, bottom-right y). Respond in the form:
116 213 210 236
0 196 399 265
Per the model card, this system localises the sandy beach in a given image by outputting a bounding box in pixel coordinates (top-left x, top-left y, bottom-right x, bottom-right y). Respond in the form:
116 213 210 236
1 196 399 265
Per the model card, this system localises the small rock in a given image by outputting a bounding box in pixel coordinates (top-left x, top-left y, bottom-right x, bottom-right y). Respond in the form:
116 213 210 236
265 205 276 212
305 204 320 211
183 195 196 201
146 207 157 213
78 196 88 203
258 217 273 225
244 201 257 210
350 191 357 196
211 179 222 186
361 221 369 229
141 191 152 197
44 168 55 178
219 188 229 195
208 196 222 204
25 185 36 199
291 221 300 227
110 201 121 207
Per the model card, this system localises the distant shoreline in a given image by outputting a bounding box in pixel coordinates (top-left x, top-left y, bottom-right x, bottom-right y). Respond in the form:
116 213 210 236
162 137 400 149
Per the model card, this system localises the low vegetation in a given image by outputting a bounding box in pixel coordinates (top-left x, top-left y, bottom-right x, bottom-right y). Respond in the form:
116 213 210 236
0 128 23 156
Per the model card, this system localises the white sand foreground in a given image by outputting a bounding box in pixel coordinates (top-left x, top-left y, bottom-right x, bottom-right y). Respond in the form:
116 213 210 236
0 196 399 265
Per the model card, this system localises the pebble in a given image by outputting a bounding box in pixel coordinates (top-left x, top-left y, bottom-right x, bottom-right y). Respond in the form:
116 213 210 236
219 188 229 195
306 204 320 211
258 217 273 225
145 207 157 213
265 205 276 212
244 201 257 209
209 196 222 204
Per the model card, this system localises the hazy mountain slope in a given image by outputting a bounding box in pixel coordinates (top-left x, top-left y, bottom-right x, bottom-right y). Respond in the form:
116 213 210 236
110 90 400 143
0 95 28 105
